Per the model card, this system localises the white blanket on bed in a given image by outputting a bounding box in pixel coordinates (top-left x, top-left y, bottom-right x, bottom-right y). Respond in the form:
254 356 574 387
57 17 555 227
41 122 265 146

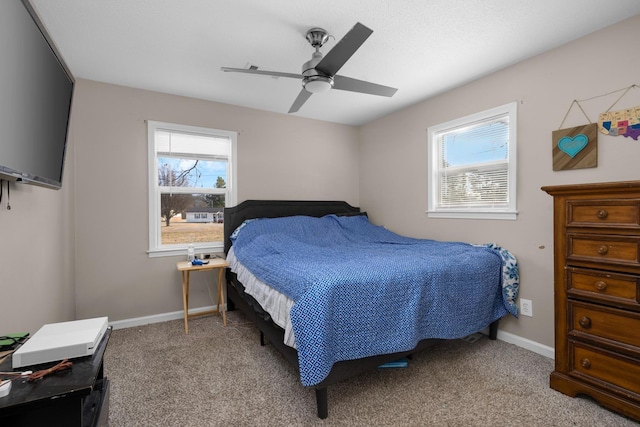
227 246 297 348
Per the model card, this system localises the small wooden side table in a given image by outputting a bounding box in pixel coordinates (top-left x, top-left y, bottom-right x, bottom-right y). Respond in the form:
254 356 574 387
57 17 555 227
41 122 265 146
176 258 230 334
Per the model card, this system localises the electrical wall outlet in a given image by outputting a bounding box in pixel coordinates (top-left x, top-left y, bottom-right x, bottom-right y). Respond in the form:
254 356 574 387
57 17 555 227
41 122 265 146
520 299 533 317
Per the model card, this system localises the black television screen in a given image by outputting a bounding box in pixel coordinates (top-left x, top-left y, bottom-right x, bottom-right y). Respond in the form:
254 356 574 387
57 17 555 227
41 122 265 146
0 0 74 189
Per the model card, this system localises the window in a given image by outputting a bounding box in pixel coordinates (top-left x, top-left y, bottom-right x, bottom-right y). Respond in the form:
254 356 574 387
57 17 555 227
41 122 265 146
147 121 237 257
427 102 517 220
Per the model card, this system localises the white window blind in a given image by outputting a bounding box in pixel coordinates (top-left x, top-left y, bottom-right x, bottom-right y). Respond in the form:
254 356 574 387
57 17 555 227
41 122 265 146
438 114 509 207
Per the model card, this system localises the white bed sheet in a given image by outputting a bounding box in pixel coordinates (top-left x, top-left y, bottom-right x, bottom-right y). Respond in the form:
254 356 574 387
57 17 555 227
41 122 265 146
227 246 297 348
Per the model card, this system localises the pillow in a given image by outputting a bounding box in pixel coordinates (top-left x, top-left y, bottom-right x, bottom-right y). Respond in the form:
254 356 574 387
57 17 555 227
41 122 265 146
230 218 258 242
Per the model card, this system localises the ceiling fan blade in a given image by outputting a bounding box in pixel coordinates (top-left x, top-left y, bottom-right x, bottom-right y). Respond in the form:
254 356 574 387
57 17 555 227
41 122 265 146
221 67 301 80
315 22 373 76
333 75 397 97
288 89 312 113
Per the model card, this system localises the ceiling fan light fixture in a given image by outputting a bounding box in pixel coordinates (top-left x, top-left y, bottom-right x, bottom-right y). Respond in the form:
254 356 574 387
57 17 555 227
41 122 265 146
303 75 334 93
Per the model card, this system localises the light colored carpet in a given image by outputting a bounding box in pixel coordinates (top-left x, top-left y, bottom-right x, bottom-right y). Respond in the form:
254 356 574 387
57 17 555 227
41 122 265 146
104 312 639 426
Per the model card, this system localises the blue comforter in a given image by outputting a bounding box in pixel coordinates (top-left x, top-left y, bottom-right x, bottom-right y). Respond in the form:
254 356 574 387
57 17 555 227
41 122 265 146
231 214 519 386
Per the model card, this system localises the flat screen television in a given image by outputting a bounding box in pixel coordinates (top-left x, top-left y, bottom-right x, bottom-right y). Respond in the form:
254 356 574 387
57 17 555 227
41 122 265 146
0 0 74 190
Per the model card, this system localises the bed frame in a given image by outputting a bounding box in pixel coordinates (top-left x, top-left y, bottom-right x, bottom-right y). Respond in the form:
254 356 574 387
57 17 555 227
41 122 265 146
223 200 499 419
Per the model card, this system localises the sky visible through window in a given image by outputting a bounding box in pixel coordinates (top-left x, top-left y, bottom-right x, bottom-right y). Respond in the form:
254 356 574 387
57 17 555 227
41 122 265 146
158 157 227 188
443 120 509 167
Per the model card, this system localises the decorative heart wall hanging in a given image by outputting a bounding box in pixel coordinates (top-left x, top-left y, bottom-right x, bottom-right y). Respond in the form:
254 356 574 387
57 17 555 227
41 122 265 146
557 134 588 157
552 123 597 171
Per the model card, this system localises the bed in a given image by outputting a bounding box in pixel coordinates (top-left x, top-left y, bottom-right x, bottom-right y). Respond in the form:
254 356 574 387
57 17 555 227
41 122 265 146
223 200 519 419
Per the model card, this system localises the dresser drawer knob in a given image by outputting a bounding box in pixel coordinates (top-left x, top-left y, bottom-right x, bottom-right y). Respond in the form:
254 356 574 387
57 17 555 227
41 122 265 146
594 281 608 291
596 209 608 219
597 245 609 255
580 358 591 369
578 316 592 329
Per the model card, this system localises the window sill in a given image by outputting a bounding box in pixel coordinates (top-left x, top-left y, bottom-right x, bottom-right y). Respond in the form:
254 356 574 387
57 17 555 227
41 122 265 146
148 243 224 258
426 210 518 220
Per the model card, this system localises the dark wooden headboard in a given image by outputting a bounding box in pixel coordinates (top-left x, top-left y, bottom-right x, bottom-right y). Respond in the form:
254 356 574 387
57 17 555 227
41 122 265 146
223 200 360 254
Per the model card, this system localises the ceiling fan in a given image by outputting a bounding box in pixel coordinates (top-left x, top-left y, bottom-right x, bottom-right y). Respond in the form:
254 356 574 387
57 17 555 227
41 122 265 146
221 22 398 113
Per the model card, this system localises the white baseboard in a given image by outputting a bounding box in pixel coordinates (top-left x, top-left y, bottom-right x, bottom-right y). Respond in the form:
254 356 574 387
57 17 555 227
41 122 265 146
495 329 555 360
108 305 220 330
111 310 555 360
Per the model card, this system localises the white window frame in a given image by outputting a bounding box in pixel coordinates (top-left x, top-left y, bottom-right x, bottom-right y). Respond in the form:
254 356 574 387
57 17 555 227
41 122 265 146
147 121 237 257
427 102 518 220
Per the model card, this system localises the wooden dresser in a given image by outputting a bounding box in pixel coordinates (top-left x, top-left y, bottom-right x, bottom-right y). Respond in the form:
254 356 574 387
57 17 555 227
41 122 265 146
542 181 640 421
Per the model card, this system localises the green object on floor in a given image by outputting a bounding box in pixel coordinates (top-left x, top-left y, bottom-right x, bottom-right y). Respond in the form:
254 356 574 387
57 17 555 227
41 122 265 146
0 332 29 350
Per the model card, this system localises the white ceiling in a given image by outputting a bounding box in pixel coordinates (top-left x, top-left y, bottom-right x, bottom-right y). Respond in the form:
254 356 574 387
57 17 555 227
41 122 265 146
29 0 640 126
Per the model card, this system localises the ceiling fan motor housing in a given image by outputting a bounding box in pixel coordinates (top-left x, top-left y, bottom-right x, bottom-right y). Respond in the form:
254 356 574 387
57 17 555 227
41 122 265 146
302 50 333 92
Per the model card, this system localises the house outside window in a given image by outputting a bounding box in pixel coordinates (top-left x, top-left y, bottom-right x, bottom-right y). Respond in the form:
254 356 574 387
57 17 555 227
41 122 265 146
147 121 237 257
427 102 517 220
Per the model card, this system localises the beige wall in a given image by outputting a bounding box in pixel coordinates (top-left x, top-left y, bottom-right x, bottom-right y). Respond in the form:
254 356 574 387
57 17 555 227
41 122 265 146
0 184 76 332
359 15 640 348
70 80 359 322
0 96 77 333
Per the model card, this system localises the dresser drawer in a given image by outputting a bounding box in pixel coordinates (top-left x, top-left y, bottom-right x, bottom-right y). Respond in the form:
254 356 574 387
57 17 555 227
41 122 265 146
569 301 640 349
567 199 640 228
567 233 640 270
567 267 639 306
570 343 640 396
